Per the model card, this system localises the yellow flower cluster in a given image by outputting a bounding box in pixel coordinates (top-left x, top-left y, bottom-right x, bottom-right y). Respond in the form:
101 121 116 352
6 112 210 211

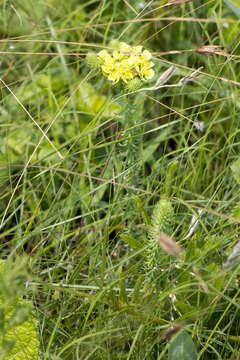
98 42 155 83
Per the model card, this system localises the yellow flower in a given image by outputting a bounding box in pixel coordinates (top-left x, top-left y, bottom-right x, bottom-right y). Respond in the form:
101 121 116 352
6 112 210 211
132 45 143 54
119 42 131 53
101 56 115 73
113 50 123 60
121 57 134 70
146 69 155 79
142 50 152 60
108 72 121 82
98 50 110 59
97 41 155 84
121 71 134 82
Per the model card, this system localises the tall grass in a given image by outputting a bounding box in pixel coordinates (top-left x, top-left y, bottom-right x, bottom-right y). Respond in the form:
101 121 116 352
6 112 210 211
1 0 240 358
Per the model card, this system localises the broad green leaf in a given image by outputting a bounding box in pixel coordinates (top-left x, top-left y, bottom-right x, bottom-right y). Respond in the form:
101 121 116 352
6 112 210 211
76 83 121 117
168 331 198 360
223 0 240 18
103 102 122 117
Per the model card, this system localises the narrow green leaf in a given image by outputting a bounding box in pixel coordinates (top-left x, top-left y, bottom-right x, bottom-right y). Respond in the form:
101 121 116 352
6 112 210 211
132 275 144 303
132 195 151 225
232 202 240 219
223 0 240 18
120 234 144 250
231 157 240 184
142 284 155 305
118 265 128 304
164 161 179 196
142 128 170 162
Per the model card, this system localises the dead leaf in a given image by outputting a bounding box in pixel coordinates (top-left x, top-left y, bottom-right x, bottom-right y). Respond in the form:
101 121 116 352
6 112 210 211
155 66 176 87
179 66 203 85
166 0 193 5
162 322 186 341
196 45 225 56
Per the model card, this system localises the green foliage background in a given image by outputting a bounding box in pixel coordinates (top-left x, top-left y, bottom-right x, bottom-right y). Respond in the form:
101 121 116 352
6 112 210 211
0 0 240 359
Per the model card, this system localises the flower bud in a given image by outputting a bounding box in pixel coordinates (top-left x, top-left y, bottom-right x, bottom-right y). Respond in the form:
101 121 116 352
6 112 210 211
125 78 142 92
109 39 121 50
85 52 101 70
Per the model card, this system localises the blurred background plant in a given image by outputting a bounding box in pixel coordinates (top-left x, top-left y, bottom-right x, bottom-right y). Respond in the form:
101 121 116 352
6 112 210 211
0 258 39 359
1 0 240 359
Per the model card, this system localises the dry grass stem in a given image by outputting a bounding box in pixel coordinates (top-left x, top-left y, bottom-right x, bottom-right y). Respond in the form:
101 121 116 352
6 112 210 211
157 233 182 257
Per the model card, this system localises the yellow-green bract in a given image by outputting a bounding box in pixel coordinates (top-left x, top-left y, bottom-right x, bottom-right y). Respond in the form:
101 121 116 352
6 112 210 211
146 199 175 275
0 260 39 360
